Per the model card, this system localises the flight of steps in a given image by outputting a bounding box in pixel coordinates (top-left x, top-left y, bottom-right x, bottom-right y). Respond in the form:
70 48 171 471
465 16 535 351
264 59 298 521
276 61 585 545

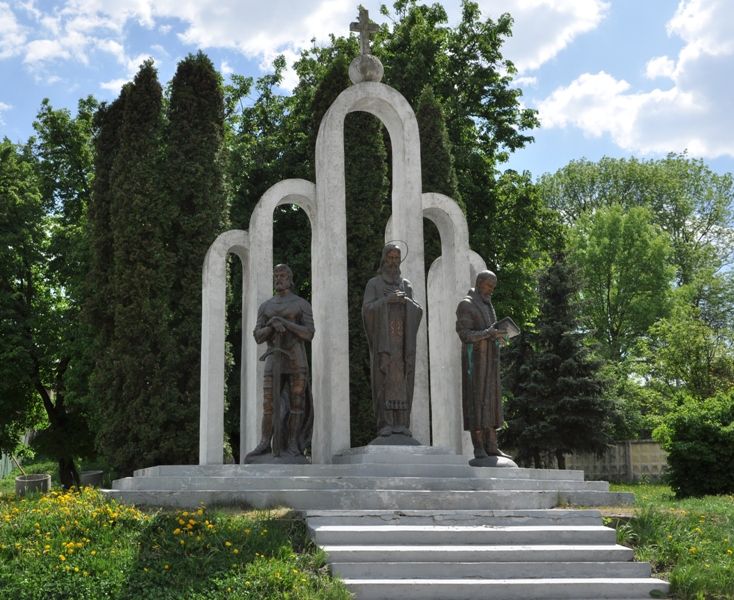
105 445 669 599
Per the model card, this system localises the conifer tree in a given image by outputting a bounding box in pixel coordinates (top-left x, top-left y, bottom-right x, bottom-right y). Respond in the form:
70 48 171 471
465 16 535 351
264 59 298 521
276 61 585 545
503 251 613 468
164 52 227 463
415 84 462 271
96 61 175 474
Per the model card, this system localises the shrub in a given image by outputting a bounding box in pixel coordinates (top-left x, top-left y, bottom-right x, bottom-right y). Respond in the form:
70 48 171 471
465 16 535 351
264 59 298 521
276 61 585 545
655 391 734 497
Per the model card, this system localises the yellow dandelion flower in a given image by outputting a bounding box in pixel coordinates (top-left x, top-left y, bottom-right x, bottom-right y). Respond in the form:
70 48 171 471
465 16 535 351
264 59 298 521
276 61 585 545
173 528 181 535
74 567 79 573
178 519 185 526
59 555 66 561
233 548 239 554
91 550 96 556
164 564 170 571
224 541 232 547
182 511 189 517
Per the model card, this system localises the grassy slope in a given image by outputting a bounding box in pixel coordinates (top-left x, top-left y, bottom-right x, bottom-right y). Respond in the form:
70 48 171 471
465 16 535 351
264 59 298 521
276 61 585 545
610 483 734 600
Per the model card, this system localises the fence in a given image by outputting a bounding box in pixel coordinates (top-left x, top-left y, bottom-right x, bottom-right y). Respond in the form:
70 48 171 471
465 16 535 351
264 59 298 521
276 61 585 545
565 440 668 482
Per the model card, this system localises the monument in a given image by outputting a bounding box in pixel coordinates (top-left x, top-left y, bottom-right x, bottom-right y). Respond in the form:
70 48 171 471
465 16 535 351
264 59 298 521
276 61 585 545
244 264 314 464
199 7 496 465
456 270 519 467
362 243 423 445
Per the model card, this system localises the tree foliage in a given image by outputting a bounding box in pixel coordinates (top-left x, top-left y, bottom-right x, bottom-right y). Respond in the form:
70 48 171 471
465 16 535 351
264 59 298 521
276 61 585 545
503 251 613 468
568 204 674 361
655 390 734 498
164 52 228 463
538 154 734 286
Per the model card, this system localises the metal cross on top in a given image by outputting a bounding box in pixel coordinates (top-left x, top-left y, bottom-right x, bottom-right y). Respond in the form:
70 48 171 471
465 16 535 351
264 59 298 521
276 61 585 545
350 8 379 56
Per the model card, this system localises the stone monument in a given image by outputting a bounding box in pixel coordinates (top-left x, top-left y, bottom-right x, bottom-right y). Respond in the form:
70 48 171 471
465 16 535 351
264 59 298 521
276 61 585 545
362 243 423 445
199 8 492 465
456 270 519 467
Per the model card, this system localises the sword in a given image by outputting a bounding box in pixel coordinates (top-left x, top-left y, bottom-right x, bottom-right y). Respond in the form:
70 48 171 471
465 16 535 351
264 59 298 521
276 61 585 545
259 337 293 457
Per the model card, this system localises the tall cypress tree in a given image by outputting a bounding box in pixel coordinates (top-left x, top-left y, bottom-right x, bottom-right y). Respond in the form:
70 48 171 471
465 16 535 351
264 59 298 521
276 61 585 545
415 83 462 273
164 52 227 463
96 61 174 474
503 251 613 468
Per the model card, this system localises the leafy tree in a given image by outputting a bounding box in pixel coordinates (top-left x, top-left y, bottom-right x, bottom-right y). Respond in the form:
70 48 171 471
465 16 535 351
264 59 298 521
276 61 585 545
568 204 674 361
655 390 734 497
0 96 97 486
502 251 613 468
28 98 97 485
635 298 734 402
0 139 46 457
164 52 228 463
538 154 734 287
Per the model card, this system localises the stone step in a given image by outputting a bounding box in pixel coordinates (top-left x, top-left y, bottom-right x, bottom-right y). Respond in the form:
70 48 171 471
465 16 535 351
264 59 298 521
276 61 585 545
133 463 586 481
330 560 652 579
340 577 670 600
304 508 604 527
112 475 608 493
310 525 617 546
320 544 636 564
104 488 631 510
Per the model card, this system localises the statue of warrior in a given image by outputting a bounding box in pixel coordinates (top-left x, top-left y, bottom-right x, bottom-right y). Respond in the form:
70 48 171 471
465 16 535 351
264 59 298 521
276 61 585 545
245 264 314 463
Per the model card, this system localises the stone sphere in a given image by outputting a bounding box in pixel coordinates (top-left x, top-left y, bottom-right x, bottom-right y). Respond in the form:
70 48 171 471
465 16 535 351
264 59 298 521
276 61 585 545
349 55 384 84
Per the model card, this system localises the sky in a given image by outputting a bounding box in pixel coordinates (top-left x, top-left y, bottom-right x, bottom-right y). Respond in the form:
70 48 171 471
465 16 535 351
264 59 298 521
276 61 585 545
1 0 733 178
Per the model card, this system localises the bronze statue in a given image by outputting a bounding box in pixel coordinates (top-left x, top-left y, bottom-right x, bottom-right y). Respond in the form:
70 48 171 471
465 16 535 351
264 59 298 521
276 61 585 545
362 243 423 444
245 264 314 464
456 270 518 467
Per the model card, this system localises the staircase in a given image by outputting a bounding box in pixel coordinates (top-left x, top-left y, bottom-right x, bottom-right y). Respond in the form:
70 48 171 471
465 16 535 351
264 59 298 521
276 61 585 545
105 445 669 599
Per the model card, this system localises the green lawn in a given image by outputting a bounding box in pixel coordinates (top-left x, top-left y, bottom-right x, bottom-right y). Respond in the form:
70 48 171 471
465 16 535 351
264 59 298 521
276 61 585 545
610 482 734 600
0 465 350 600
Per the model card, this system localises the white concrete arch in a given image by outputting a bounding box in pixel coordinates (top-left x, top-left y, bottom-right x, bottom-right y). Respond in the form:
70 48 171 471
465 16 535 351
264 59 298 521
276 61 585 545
315 81 430 447
422 193 487 455
200 229 249 465
243 179 317 463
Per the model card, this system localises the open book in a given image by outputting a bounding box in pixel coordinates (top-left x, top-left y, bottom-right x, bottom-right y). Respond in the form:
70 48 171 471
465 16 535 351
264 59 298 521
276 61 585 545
494 316 520 339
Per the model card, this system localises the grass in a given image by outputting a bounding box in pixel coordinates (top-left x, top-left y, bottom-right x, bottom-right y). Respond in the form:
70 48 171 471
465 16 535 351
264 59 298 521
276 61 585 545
0 474 350 599
609 482 734 600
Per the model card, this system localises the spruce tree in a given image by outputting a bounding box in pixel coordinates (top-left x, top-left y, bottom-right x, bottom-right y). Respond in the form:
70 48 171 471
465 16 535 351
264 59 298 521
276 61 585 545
96 61 175 474
503 252 613 468
164 52 227 463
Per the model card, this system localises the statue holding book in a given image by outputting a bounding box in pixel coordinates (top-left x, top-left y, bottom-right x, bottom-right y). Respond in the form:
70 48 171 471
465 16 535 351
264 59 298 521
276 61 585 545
456 270 519 467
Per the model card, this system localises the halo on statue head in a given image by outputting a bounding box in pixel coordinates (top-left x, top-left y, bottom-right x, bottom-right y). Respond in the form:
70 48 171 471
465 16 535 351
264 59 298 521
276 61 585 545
384 240 409 264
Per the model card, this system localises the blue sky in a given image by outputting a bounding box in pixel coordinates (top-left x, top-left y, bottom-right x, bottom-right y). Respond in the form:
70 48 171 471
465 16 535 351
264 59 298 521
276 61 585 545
1 0 733 178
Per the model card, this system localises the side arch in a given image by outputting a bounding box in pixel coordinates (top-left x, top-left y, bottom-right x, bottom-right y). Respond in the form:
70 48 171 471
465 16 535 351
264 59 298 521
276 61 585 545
200 229 248 465
243 179 316 462
422 193 486 455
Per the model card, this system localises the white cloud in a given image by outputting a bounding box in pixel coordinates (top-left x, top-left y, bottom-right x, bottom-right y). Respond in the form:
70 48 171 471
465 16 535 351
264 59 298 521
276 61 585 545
538 0 734 158
477 0 610 72
0 2 27 59
220 60 233 75
0 100 9 126
99 77 127 92
645 56 675 80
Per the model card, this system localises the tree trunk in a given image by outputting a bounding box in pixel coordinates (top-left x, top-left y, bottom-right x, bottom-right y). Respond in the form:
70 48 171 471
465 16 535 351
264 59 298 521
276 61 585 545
556 449 566 470
58 456 80 489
